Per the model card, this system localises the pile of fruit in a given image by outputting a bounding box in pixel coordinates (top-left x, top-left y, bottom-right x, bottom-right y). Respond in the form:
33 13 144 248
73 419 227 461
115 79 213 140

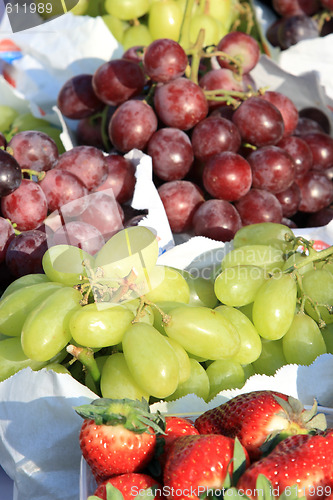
0 223 332 403
55 29 333 238
76 392 331 500
263 0 333 49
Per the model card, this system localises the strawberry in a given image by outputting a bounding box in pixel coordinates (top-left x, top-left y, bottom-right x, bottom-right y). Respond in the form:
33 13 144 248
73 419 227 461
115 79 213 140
75 398 165 483
163 434 250 500
194 390 327 461
91 472 163 500
237 430 333 499
157 415 200 470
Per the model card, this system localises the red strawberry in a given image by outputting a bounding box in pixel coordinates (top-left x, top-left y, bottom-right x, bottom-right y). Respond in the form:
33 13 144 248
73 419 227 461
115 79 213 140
92 472 163 500
163 434 250 500
158 416 199 469
194 390 327 461
75 398 165 483
237 430 333 499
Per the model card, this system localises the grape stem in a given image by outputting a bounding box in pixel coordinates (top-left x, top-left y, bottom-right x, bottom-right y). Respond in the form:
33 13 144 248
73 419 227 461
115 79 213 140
21 168 46 181
284 243 333 273
66 344 101 394
134 296 171 325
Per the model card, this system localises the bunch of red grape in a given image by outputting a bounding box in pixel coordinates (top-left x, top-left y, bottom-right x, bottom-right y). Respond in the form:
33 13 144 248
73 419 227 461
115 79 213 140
56 31 333 240
263 0 333 49
0 130 139 289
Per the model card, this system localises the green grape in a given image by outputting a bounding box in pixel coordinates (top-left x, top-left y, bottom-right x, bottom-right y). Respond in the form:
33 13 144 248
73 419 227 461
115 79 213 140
189 13 222 46
282 312 327 365
214 265 267 307
0 105 19 132
148 0 183 41
152 300 192 334
321 323 333 354
215 305 262 364
282 252 314 276
1 273 50 299
164 305 240 360
21 287 82 362
207 0 233 29
242 363 255 380
143 266 190 304
11 112 51 131
122 322 179 398
100 352 150 400
302 269 333 325
69 303 134 348
0 282 65 337
104 0 150 20
252 273 297 340
122 24 153 50
178 269 218 308
221 245 285 274
165 358 210 402
164 336 191 384
37 0 88 17
94 226 159 295
43 363 71 374
102 14 127 43
124 299 154 325
206 359 245 401
0 336 47 382
69 0 89 14
233 223 294 253
252 339 287 376
42 244 95 286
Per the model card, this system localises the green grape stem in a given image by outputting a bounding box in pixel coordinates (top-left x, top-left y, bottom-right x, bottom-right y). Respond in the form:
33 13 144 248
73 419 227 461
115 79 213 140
21 168 46 181
135 296 171 325
66 344 101 390
284 244 333 274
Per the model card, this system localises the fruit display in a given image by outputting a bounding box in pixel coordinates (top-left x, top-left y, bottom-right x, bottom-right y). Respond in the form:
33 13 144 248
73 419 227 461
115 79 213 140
77 392 331 499
55 28 333 239
0 222 332 404
261 0 333 49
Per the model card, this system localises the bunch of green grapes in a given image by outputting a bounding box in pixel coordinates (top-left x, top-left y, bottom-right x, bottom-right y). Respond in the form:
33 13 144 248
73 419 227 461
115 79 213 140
0 105 65 153
1 223 332 404
62 0 259 52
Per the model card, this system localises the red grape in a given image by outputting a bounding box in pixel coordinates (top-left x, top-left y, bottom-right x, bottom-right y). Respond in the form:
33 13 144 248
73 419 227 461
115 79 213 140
108 100 158 153
191 115 241 162
234 188 283 225
0 149 22 196
147 127 194 181
275 182 301 217
272 0 320 17
202 151 252 201
216 31 260 74
298 107 331 134
294 116 325 136
143 38 188 83
1 179 48 231
8 130 59 172
192 199 242 242
54 145 108 191
92 59 146 106
295 170 333 212
157 180 204 233
94 154 136 204
277 15 319 50
52 220 105 255
199 68 245 109
76 116 105 150
78 191 124 240
260 91 299 137
5 229 48 277
153 77 208 130
39 169 88 215
276 135 313 178
307 206 333 227
247 145 295 193
301 132 333 171
0 217 15 264
57 74 105 120
232 96 285 147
